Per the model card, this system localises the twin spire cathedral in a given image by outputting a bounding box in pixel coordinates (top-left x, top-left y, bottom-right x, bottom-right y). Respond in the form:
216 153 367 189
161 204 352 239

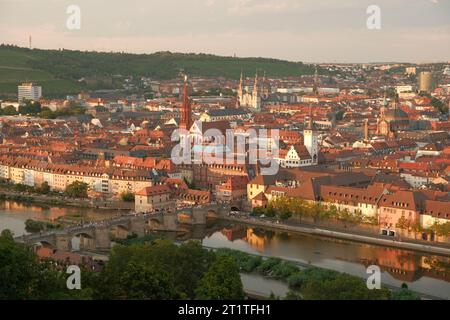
237 70 271 111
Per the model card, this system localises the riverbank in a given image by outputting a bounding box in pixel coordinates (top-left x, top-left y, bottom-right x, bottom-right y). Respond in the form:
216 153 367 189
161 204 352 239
221 215 450 257
0 190 134 211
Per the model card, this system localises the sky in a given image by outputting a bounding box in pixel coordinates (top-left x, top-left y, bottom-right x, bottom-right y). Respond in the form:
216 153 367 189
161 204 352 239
0 0 449 63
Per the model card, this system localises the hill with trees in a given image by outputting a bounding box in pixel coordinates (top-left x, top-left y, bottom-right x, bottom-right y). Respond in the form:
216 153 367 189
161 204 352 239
0 44 315 97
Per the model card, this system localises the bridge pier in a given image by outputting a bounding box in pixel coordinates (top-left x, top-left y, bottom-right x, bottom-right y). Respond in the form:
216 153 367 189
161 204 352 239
94 226 111 250
163 214 178 231
192 209 207 225
129 217 146 237
55 234 72 251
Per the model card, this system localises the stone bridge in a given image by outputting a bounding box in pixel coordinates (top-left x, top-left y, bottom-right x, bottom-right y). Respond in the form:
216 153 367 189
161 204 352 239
14 204 228 252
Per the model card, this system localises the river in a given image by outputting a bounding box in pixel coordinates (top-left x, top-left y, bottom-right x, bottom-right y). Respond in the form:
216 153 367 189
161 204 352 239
0 201 449 299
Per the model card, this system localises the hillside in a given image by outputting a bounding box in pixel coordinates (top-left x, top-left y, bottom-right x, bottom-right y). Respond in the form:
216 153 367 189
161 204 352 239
0 45 315 97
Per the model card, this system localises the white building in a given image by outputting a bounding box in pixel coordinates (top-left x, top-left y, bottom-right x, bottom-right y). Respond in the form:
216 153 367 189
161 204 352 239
276 115 319 168
18 83 42 102
304 117 319 165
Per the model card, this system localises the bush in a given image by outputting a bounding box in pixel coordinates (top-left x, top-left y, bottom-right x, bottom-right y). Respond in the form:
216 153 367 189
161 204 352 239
257 257 283 275
271 262 300 279
65 181 88 198
391 289 421 300
287 272 306 288
120 192 135 202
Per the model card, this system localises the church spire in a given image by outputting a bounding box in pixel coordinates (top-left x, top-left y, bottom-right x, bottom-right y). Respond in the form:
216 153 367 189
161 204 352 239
237 69 244 107
307 105 314 130
364 119 369 141
180 75 192 130
313 67 319 95
238 69 244 93
393 94 399 110
382 86 388 106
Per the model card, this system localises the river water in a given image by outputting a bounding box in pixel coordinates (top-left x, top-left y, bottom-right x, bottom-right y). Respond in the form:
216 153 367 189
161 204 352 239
0 201 449 299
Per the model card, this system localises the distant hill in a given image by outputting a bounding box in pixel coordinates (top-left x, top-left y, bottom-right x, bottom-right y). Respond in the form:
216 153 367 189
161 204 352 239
0 45 315 97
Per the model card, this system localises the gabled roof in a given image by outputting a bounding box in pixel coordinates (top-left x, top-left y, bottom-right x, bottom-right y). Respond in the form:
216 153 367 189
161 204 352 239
136 185 171 197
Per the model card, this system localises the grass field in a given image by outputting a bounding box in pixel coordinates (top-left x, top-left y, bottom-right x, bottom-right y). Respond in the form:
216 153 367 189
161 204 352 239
0 47 84 97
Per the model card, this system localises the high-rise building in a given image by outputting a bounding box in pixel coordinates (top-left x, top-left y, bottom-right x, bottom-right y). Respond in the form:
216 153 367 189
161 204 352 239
418 71 435 94
18 82 42 102
405 67 417 75
443 66 450 76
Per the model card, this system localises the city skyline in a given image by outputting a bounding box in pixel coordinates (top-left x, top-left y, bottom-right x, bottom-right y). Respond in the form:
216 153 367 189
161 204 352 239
1 0 449 63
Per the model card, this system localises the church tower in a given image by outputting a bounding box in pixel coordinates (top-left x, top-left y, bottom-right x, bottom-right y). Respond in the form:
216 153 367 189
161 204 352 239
304 106 319 165
364 119 370 141
179 75 192 130
261 71 270 99
237 69 244 107
312 67 320 95
251 71 262 111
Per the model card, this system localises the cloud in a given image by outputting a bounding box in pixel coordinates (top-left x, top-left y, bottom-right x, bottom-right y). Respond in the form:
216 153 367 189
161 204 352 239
0 0 449 62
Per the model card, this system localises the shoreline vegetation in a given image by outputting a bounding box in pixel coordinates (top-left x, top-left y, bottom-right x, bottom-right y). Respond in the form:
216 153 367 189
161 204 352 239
223 215 450 257
215 248 422 300
0 181 132 210
81 233 430 300
24 219 62 233
0 229 423 300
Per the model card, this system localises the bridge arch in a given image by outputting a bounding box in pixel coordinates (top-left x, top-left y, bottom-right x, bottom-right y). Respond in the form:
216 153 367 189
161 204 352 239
148 218 162 229
110 224 131 240
32 240 54 250
70 232 94 251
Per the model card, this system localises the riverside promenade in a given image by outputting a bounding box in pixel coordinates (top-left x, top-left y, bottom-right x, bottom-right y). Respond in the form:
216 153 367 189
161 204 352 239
221 214 450 257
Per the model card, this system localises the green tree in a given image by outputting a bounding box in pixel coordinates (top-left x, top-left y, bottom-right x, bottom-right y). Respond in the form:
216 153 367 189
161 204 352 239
302 273 390 300
284 290 303 300
265 204 276 218
39 108 56 119
252 206 265 217
396 215 410 231
120 192 135 202
2 105 18 115
0 230 39 299
431 97 448 114
174 241 215 299
65 181 89 198
36 181 51 194
94 241 179 299
195 255 245 300
289 198 306 222
19 100 42 115
0 229 90 299
391 288 420 300
274 198 292 221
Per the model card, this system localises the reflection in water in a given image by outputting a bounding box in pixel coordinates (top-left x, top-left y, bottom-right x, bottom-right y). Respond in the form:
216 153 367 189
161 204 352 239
1 204 449 299
0 201 120 237
200 222 450 299
240 273 289 298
